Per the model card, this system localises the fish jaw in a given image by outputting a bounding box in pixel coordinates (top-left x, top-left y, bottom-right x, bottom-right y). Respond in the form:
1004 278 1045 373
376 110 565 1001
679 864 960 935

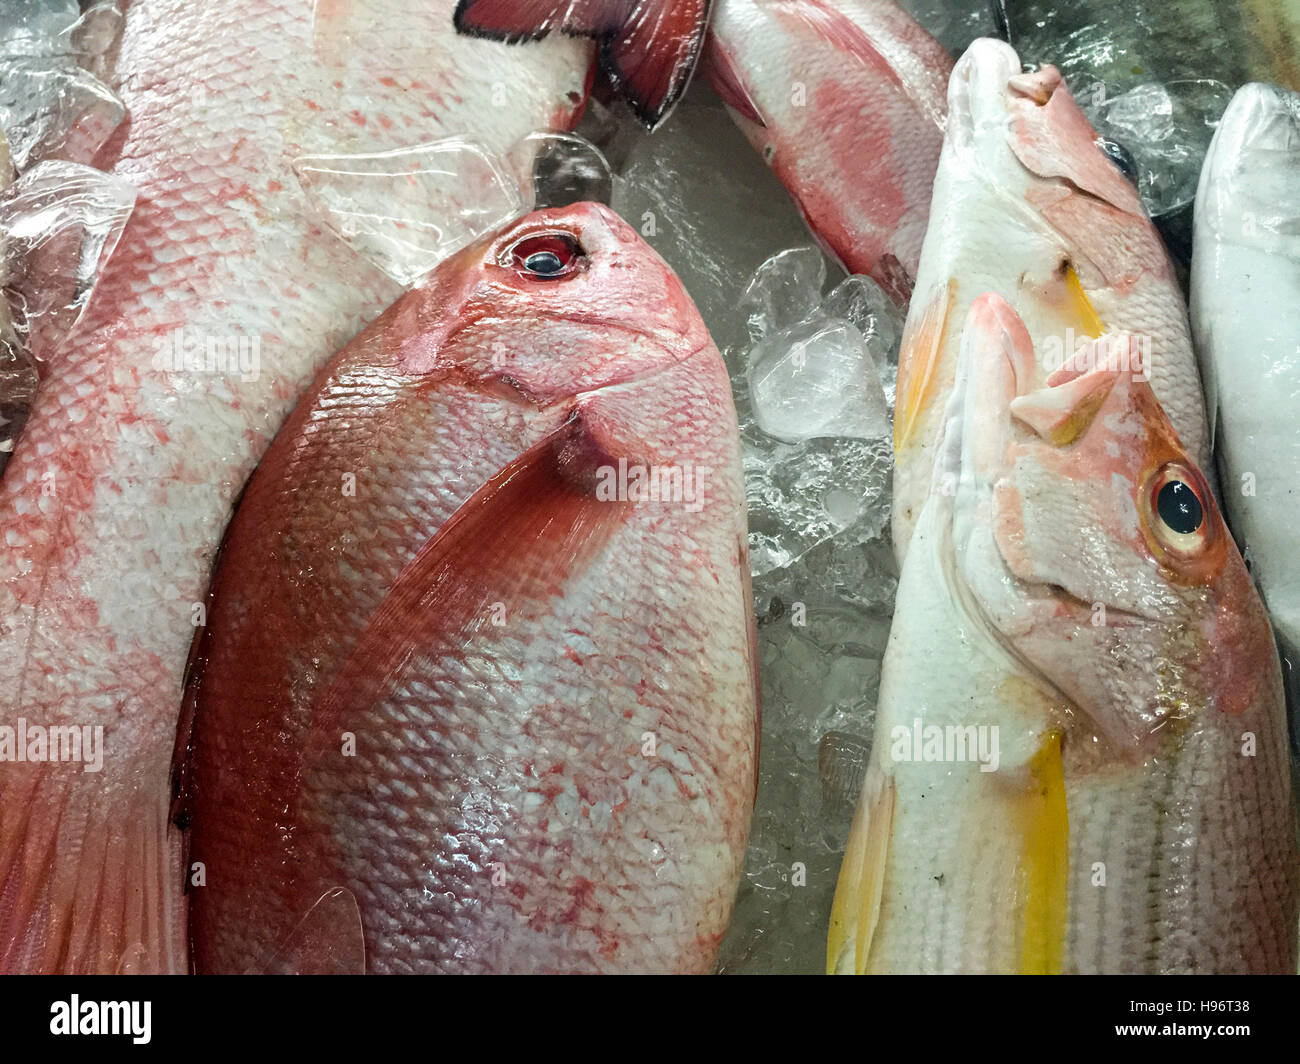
181 204 757 974
705 0 951 304
1191 82 1300 652
892 37 1208 562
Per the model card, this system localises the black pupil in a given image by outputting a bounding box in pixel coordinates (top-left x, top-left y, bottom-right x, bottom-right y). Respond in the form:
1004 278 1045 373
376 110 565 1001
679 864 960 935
1157 480 1203 535
524 250 565 276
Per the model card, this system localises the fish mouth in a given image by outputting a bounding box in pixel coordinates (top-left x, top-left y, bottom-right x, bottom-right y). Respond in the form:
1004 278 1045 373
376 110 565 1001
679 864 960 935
932 296 1139 672
945 37 1023 159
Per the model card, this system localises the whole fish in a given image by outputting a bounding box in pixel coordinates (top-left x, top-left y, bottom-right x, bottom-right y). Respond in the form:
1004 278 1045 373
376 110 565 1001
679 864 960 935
830 292 1298 974
176 202 759 976
704 0 952 305
0 0 592 974
892 38 1210 561
1191 82 1300 655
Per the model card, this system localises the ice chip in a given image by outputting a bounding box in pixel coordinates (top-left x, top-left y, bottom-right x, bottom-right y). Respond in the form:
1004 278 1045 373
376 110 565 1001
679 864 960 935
747 319 891 444
740 246 827 343
293 138 526 287
0 0 80 55
506 131 612 210
0 159 135 359
0 57 126 169
817 275 905 404
0 326 37 472
1087 79 1233 219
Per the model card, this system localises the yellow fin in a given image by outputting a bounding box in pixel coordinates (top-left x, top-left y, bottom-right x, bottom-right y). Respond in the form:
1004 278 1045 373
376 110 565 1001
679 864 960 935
1013 729 1069 974
827 764 896 975
1063 264 1104 338
894 279 955 453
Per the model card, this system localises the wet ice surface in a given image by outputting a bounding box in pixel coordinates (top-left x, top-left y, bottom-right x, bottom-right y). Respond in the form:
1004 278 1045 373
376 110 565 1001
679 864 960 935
588 86 901 973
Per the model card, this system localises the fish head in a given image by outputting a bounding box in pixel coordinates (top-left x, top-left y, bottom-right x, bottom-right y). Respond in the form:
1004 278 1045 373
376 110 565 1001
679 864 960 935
943 293 1273 754
388 201 709 405
943 38 1156 305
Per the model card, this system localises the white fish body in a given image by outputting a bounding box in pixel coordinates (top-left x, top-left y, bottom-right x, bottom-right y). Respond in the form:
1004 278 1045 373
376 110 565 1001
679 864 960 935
1191 82 1300 652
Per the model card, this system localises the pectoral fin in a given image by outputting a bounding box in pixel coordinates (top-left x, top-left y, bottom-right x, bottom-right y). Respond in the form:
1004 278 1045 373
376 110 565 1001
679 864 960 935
308 409 632 732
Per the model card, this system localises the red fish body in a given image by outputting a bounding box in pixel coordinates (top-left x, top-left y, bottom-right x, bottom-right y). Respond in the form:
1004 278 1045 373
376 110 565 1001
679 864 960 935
706 0 952 304
179 203 759 974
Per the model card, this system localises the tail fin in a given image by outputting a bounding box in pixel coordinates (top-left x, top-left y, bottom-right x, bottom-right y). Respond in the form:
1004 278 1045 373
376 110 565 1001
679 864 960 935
0 763 186 973
455 0 712 128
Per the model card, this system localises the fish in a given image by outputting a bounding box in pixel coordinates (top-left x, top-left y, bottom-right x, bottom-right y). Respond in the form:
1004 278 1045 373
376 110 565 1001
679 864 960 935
454 0 713 129
704 0 952 306
175 202 760 975
891 38 1211 562
1191 82 1300 655
0 0 593 975
829 291 1298 974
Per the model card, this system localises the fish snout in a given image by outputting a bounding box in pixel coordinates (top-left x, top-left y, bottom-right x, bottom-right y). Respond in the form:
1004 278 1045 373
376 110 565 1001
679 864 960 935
947 37 1021 151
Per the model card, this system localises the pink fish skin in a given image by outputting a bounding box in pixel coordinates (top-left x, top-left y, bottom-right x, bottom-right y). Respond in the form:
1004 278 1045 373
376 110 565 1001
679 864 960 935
0 0 592 974
177 203 759 975
706 0 952 304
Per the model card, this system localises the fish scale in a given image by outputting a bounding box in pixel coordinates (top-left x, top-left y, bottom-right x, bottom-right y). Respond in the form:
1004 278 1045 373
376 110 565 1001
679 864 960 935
0 0 592 974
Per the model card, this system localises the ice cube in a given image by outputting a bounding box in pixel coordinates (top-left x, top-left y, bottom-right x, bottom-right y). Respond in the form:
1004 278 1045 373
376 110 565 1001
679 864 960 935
747 319 890 444
740 246 827 343
0 0 80 54
1087 79 1233 220
0 159 135 359
0 57 125 169
505 131 612 210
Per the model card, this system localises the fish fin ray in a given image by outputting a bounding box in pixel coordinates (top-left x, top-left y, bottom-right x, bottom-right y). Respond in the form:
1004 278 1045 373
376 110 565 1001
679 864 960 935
0 767 184 973
827 762 895 974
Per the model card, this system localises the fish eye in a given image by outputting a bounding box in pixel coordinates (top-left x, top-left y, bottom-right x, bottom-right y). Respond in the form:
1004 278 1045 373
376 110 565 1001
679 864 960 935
1141 461 1216 564
1096 137 1139 185
507 232 584 280
1157 479 1203 535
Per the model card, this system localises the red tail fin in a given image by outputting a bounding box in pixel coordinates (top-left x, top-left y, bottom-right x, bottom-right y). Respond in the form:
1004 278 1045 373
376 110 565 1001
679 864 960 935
455 0 712 129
